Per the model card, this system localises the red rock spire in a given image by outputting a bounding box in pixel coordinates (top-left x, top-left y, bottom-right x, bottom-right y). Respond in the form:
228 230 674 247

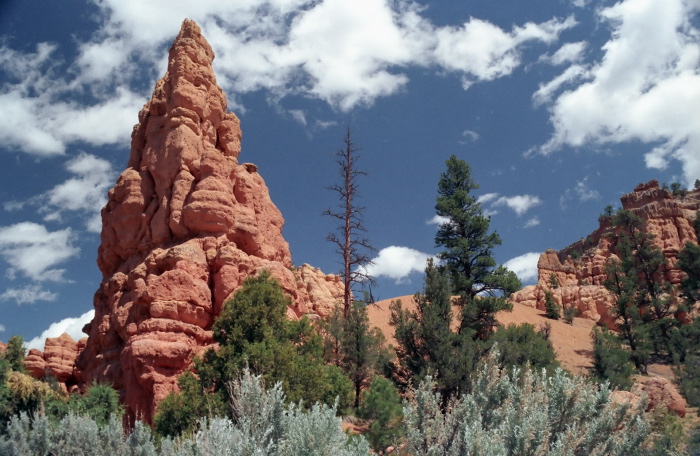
72 19 343 422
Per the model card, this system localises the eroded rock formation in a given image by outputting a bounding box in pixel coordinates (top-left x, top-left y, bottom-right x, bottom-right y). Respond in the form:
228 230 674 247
511 180 700 327
61 19 344 422
24 333 85 392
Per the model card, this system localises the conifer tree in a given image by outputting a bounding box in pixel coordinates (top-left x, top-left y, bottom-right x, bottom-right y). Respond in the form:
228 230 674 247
434 155 520 339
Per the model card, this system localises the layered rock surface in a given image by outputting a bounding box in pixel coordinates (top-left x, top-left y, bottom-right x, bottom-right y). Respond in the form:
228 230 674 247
511 181 700 327
55 19 345 422
24 333 86 391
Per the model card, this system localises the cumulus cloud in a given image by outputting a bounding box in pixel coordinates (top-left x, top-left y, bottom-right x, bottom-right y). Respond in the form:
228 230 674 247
26 310 94 351
0 285 58 305
537 0 700 186
361 246 433 284
504 252 541 284
434 15 576 89
0 222 79 282
0 0 575 156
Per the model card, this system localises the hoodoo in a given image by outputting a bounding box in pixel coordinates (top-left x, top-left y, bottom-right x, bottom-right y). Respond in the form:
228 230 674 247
64 19 344 421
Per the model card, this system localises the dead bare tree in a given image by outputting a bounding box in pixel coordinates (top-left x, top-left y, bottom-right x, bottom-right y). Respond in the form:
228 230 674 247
324 127 376 316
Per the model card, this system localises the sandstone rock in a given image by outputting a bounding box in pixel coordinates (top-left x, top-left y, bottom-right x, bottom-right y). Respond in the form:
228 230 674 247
510 180 700 327
68 19 343 423
23 333 84 390
631 375 687 417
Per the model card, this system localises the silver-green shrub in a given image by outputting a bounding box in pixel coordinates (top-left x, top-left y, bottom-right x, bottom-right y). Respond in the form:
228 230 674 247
402 351 650 456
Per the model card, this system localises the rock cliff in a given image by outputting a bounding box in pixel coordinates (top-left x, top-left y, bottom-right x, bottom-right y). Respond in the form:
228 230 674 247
28 19 346 422
511 180 700 327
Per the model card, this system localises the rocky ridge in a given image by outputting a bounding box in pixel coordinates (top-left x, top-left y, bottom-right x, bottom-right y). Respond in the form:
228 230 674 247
510 180 700 327
28 20 343 422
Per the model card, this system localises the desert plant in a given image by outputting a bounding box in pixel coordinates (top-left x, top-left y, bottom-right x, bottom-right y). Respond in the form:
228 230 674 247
402 351 649 456
563 305 578 324
357 376 403 452
591 326 635 390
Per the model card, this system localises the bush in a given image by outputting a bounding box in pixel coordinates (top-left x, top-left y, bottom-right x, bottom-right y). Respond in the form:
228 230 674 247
357 376 403 452
563 305 578 324
591 326 635 390
0 371 370 455
402 351 649 455
487 323 559 373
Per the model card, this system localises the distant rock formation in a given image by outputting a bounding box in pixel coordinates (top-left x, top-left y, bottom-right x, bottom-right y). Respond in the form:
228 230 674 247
18 19 344 422
24 333 85 392
511 180 700 327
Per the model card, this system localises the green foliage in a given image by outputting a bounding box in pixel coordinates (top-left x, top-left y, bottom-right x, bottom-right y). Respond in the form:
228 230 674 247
401 351 650 456
154 371 226 438
3 336 26 373
321 301 392 408
0 371 371 455
357 376 403 452
159 272 354 438
603 209 680 374
548 273 560 289
434 155 520 339
563 305 578 324
642 407 685 456
544 290 561 320
487 323 559 373
670 182 687 197
390 259 482 401
695 179 700 190
678 234 700 306
591 327 635 390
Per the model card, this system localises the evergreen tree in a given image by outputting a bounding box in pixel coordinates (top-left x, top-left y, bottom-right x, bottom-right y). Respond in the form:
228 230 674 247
603 209 679 373
357 376 403 452
3 336 26 373
591 326 635 390
390 259 482 401
544 290 561 320
434 155 520 339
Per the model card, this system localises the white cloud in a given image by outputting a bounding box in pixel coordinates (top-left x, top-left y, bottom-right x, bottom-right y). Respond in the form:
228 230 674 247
477 193 500 205
0 324 5 333
538 0 700 186
361 246 433 284
461 129 480 143
492 195 542 216
0 1 576 156
426 214 451 225
574 178 600 201
0 285 57 305
504 252 541 284
524 217 541 228
532 64 588 106
4 154 114 233
539 41 587 66
26 310 94 351
0 222 79 282
434 16 576 89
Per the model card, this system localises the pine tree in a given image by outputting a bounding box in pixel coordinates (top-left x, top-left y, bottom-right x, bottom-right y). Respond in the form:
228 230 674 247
603 209 680 374
434 155 520 339
390 259 482 401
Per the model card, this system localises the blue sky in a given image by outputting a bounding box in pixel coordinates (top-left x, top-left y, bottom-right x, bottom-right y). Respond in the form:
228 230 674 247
0 0 698 350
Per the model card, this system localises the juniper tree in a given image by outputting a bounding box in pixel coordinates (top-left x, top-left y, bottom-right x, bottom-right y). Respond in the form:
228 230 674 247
434 155 520 339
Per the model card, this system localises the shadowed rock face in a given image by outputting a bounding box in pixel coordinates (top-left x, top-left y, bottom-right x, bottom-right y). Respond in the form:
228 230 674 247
70 19 343 422
511 180 700 328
